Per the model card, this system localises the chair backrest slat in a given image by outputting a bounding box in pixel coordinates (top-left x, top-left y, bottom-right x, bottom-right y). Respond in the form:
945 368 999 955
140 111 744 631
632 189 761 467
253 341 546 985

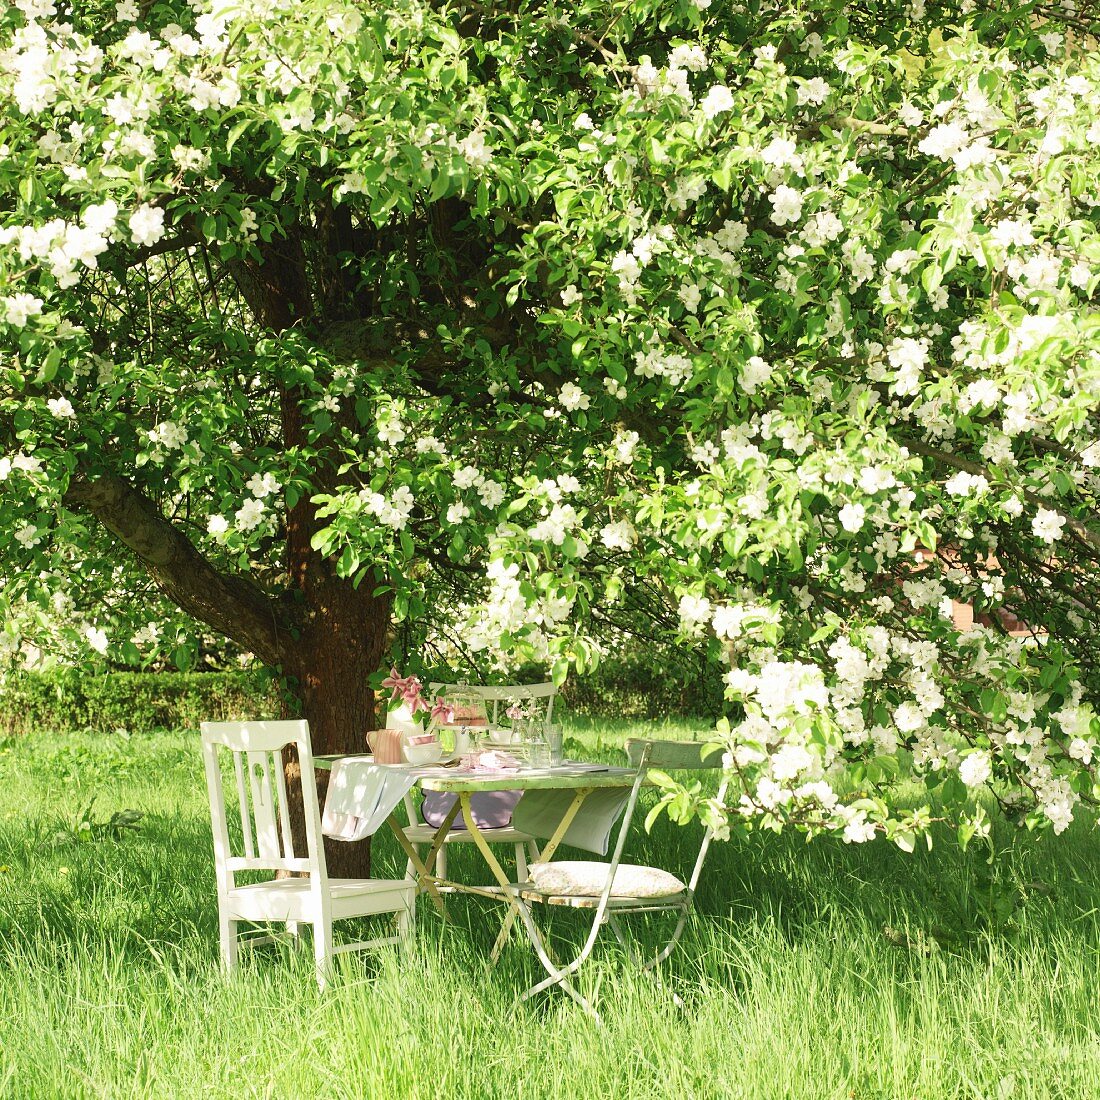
201 720 325 891
625 738 724 771
273 754 295 859
233 752 256 858
246 750 282 860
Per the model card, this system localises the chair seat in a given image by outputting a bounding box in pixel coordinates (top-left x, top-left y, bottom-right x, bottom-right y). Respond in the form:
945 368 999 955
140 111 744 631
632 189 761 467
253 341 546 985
226 877 415 923
402 823 536 845
524 860 687 902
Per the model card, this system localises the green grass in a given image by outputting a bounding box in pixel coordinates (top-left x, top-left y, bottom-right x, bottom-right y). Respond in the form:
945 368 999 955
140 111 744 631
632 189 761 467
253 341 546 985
2 721 1100 1099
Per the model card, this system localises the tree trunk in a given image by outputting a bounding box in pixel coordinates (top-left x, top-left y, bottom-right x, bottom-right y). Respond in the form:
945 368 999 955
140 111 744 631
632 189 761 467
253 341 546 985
277 588 392 878
279 491 393 878
230 230 395 878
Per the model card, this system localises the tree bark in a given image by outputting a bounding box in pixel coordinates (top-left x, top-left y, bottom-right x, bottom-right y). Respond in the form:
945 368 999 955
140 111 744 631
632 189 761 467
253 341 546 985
280 580 392 880
229 229 390 879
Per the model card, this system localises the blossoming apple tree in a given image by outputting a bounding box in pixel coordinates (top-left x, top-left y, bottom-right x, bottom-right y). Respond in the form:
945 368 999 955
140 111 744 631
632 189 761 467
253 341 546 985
3 0 1100 857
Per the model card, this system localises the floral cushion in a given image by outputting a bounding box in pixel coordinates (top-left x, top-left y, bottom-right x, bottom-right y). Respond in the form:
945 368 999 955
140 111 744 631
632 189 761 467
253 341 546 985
527 860 686 898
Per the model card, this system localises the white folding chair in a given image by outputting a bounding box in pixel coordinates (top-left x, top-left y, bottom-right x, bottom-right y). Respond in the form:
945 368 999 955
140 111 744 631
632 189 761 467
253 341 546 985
502 738 729 1019
201 719 416 989
400 682 557 885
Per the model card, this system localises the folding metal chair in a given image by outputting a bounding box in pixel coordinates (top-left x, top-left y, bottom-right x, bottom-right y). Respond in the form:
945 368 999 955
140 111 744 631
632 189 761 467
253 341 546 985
502 738 729 1018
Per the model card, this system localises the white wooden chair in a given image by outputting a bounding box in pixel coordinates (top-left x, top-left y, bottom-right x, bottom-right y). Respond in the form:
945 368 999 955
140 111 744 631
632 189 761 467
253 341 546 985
502 738 729 1019
201 719 416 989
400 682 557 885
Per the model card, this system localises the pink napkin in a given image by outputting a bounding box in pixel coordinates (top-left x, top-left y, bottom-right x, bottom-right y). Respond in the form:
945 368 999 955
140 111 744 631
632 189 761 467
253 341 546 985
461 750 521 772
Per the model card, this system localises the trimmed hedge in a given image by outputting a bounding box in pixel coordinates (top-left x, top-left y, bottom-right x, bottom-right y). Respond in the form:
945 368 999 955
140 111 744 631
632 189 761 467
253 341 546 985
0 669 271 736
557 654 724 720
0 659 722 736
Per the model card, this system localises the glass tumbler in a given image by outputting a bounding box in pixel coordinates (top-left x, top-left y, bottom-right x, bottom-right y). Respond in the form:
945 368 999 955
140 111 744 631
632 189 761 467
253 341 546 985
526 736 550 769
544 722 564 766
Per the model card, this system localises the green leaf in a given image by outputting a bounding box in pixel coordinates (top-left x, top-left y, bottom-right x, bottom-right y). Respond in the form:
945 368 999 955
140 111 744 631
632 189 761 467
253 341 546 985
39 347 61 383
226 119 252 154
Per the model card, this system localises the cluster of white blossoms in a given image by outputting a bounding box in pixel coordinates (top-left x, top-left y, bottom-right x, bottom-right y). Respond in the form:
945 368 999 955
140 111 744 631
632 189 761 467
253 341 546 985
459 551 576 660
358 484 415 531
558 382 590 412
633 346 694 388
599 519 636 551
440 464 507 526
145 420 188 463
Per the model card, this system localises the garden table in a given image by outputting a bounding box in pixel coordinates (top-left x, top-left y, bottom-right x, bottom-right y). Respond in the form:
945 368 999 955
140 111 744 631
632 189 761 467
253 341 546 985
315 756 641 951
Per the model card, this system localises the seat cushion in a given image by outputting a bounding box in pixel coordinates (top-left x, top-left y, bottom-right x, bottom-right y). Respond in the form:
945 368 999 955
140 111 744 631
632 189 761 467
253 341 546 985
527 860 686 899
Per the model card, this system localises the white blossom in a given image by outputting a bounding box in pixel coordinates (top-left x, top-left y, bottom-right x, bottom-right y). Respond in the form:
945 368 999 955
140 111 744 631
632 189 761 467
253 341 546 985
959 751 992 788
128 204 165 248
600 520 636 551
2 293 43 328
838 503 866 533
235 498 266 532
700 85 734 119
558 382 591 412
1032 508 1066 544
768 185 804 226
678 593 712 630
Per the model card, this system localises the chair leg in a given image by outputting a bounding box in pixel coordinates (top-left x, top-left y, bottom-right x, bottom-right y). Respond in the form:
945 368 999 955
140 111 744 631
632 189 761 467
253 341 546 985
608 912 687 1010
397 890 416 941
436 845 448 880
219 913 239 972
527 840 540 865
515 842 528 884
513 899 602 1020
405 845 419 883
314 919 334 991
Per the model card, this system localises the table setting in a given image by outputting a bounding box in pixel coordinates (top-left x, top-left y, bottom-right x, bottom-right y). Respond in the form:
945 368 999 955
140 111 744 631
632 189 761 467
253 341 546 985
314 671 643 922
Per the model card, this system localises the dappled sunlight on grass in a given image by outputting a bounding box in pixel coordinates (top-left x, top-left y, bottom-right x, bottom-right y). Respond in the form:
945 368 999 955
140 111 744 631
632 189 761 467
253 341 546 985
2 725 1100 1097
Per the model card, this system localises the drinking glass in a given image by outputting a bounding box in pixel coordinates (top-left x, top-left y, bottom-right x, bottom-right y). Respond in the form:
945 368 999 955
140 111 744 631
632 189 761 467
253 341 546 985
526 736 550 769
544 722 565 766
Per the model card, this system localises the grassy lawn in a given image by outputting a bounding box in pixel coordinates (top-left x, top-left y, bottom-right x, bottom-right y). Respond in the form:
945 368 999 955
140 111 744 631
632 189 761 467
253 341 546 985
2 720 1100 1099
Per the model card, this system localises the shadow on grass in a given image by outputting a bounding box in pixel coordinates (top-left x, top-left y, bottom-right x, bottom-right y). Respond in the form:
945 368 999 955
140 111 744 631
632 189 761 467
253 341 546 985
4 776 1100 992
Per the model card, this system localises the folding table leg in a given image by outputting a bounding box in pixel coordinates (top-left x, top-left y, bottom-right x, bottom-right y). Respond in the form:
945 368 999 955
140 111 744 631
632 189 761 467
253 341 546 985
386 813 449 916
424 799 462 877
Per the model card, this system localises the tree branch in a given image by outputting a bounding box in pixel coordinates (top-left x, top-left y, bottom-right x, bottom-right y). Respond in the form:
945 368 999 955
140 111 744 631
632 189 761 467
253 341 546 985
62 469 293 664
902 436 1100 556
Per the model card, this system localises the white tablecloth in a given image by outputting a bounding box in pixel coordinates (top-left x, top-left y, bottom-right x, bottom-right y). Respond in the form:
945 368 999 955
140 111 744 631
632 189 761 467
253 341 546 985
321 757 426 841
